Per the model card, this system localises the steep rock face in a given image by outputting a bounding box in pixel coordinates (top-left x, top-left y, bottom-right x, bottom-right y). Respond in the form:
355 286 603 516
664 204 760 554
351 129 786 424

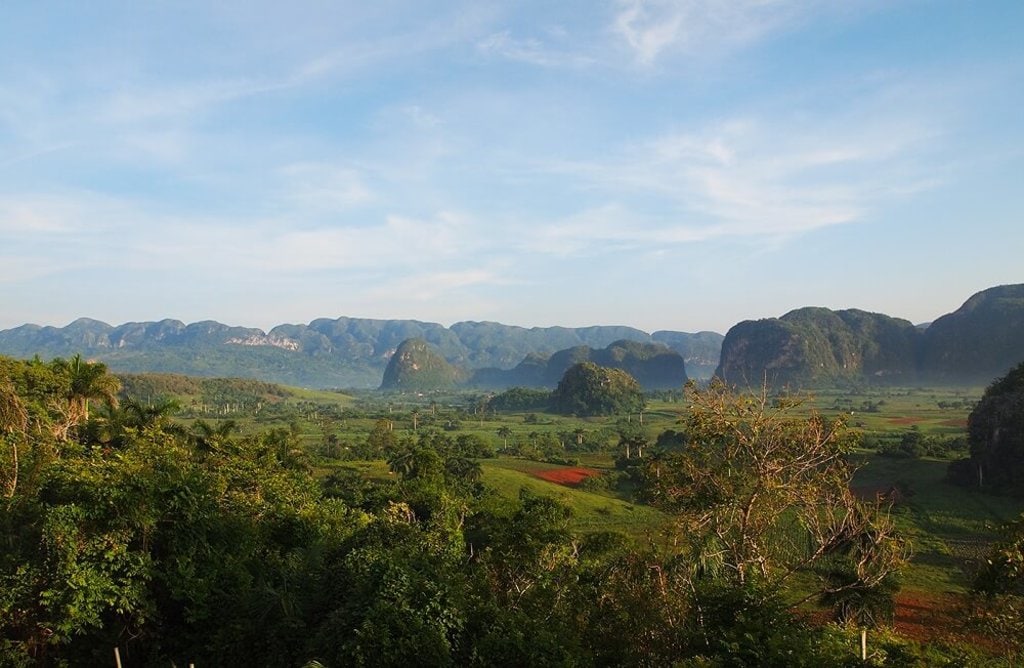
110 320 187 348
715 318 806 387
715 308 920 388
920 285 1024 384
379 338 463 391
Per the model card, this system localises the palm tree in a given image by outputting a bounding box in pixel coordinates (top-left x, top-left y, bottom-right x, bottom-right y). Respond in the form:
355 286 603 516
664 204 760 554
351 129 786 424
54 354 120 424
85 397 181 448
446 455 483 484
192 418 239 453
497 426 513 451
387 449 416 478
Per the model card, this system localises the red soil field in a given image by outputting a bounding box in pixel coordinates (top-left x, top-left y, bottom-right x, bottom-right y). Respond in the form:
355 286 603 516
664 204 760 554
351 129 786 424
887 416 926 425
531 466 600 486
892 591 1010 654
893 591 953 642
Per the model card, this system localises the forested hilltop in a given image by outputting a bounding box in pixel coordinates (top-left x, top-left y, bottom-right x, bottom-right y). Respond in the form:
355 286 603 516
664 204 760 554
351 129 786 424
0 317 721 389
716 284 1024 388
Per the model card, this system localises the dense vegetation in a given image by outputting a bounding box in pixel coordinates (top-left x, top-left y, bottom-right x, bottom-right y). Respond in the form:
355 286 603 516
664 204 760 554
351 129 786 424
549 363 646 417
717 309 921 388
4 355 1024 665
379 338 464 390
921 284 1024 383
948 360 1024 494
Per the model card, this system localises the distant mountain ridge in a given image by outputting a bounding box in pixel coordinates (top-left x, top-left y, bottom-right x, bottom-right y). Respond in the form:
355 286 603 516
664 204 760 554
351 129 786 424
468 339 687 390
6 284 1021 390
0 316 722 389
716 284 1024 388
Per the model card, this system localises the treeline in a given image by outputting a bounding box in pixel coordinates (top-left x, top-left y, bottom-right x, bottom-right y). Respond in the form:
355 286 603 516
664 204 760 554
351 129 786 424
1 356 1019 665
118 372 292 407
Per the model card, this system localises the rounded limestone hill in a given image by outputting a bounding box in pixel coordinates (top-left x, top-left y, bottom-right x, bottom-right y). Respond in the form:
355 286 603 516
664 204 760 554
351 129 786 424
379 338 463 391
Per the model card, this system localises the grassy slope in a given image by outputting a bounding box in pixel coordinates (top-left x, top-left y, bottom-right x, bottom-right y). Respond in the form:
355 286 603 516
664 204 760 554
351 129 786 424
852 454 1024 593
481 458 667 536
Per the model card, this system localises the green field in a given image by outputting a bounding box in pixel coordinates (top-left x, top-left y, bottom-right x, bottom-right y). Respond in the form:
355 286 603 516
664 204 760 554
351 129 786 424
480 458 667 536
852 454 1024 593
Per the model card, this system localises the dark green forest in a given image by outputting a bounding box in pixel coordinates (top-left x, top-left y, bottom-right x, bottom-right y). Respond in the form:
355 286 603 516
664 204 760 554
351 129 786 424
2 355 1023 666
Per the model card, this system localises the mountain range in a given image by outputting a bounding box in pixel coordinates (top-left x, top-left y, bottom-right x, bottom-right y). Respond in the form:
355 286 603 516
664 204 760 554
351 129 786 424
0 316 721 389
2 284 1021 390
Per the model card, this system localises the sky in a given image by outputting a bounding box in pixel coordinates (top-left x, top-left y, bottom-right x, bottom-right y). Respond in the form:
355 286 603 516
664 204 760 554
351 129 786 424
1 1 1022 335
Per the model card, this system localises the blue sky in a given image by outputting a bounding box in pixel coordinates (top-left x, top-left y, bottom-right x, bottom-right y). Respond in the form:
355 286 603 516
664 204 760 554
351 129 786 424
1 1 1022 334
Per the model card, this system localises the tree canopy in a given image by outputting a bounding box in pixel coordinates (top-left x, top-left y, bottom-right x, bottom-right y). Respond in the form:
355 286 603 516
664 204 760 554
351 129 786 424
550 362 645 417
644 380 908 607
963 360 1024 494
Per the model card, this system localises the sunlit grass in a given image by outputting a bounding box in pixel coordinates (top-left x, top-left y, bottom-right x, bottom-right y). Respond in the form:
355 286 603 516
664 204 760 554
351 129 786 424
480 460 667 537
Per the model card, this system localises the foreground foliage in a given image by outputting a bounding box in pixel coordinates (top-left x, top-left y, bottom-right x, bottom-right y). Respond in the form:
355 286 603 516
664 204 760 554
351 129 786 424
0 356 1011 665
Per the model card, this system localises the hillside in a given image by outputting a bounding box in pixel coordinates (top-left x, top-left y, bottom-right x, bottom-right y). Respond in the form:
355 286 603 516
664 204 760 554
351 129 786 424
379 338 464 391
0 317 719 389
919 284 1024 384
716 308 920 387
716 284 1024 388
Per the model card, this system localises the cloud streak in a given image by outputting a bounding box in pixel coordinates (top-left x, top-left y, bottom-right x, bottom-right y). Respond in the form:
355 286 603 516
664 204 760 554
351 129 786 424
611 0 821 66
477 30 596 68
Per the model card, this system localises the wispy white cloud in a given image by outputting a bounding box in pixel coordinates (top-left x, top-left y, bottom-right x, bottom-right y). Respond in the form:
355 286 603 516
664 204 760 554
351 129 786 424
477 30 596 68
401 105 443 129
613 0 685 65
291 6 497 84
611 0 820 66
98 78 284 125
529 88 944 253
